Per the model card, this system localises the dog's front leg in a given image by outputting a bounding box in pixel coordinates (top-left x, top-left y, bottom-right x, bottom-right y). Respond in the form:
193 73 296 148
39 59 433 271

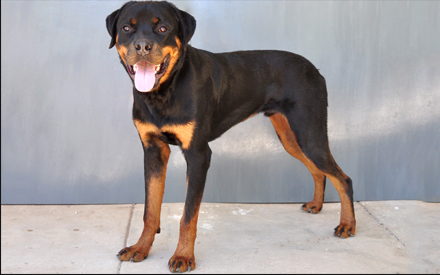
118 132 171 262
168 144 211 273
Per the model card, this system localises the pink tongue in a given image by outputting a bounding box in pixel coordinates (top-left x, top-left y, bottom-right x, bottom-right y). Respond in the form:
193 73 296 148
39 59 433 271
134 61 156 92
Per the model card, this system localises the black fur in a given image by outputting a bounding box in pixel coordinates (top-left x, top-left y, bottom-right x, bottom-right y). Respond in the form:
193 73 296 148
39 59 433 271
107 1 355 272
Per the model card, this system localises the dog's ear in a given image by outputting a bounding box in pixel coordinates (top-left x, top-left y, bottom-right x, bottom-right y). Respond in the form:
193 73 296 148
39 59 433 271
106 2 136 49
106 8 121 49
166 3 196 45
178 9 196 44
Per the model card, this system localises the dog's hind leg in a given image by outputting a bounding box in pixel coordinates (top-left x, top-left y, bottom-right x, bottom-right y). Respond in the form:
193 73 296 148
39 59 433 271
270 112 355 238
270 113 326 214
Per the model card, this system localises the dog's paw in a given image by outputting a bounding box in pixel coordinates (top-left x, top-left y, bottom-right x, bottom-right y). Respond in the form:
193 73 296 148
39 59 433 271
117 244 150 262
334 222 356 238
168 255 195 273
300 202 323 214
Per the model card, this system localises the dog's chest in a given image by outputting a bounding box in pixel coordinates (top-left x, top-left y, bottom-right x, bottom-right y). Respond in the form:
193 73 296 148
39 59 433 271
134 119 195 149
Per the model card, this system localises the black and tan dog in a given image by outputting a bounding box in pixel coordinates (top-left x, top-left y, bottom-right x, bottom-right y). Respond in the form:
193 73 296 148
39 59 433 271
106 1 355 272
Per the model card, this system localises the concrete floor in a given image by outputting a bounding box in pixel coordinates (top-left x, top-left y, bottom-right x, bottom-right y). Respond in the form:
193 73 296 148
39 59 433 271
1 201 439 274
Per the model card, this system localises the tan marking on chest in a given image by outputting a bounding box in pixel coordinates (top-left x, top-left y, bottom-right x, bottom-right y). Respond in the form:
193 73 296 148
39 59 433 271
134 120 160 147
161 121 196 150
134 120 196 149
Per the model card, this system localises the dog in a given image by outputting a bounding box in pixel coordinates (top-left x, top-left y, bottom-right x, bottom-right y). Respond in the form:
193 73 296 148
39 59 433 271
106 1 355 272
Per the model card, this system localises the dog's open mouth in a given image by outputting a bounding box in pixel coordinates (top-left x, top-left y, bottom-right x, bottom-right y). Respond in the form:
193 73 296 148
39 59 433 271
127 55 170 92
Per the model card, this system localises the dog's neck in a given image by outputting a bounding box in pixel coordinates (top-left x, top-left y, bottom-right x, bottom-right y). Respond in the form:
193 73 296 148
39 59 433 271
132 45 194 124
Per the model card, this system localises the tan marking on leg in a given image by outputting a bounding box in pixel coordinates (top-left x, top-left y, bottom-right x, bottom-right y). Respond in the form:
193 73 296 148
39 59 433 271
142 136 170 242
270 113 355 235
270 113 326 212
118 136 170 262
161 121 195 150
326 173 356 237
168 205 199 272
270 113 302 155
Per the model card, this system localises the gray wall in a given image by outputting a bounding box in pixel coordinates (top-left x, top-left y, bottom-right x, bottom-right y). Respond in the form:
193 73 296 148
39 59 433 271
1 1 439 204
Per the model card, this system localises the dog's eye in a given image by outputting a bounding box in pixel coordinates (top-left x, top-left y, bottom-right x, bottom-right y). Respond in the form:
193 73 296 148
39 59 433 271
122 25 131 32
159 26 168 33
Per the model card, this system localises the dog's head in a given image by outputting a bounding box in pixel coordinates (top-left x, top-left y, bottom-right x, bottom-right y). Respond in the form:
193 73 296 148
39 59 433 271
106 1 196 92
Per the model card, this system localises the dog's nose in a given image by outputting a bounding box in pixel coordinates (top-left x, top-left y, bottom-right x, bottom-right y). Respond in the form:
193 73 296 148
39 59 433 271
134 40 152 55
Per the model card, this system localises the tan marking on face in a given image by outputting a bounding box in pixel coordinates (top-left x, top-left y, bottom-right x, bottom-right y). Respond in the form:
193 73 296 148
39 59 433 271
161 121 195 150
158 38 182 86
152 17 159 24
115 34 129 65
131 18 137 25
